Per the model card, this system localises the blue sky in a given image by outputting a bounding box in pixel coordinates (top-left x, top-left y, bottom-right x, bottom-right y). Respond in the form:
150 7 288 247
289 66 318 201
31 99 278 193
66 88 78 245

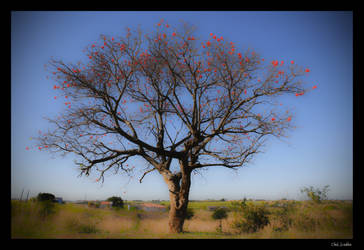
11 11 353 201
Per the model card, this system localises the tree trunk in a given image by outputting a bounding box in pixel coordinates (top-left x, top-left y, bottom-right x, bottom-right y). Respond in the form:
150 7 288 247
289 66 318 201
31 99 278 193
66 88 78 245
168 196 188 233
162 164 191 233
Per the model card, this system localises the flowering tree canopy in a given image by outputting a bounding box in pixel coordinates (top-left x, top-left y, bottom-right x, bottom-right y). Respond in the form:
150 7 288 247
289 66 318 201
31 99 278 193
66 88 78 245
34 20 315 233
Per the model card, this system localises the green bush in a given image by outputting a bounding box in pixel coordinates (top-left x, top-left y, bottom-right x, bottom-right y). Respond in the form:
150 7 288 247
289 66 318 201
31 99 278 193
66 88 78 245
232 204 270 233
212 207 228 220
37 193 55 202
212 208 228 233
107 196 124 208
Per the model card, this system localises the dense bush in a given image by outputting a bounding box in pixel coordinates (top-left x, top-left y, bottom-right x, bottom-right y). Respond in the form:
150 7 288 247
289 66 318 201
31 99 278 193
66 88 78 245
232 204 270 233
212 207 228 220
37 193 55 202
271 203 294 232
107 196 124 208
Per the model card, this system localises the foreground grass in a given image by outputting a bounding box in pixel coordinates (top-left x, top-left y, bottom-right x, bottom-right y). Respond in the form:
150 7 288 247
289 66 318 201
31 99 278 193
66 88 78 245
11 200 352 239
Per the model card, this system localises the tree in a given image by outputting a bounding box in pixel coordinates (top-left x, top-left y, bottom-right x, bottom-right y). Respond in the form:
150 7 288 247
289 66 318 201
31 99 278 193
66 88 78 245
107 196 124 208
300 185 330 203
37 193 55 202
36 193 56 218
35 20 314 233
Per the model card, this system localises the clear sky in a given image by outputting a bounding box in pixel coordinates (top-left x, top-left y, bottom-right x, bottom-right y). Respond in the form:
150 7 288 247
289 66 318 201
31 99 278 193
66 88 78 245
11 11 353 201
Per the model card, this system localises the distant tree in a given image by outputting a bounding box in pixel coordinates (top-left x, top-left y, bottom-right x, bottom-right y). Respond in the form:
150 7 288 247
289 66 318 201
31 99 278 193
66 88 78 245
36 193 56 218
107 196 124 208
35 20 314 233
37 193 55 202
300 185 330 203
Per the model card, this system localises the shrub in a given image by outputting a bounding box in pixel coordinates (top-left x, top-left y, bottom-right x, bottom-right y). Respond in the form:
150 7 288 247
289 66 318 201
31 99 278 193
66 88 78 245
212 207 228 220
300 185 330 203
271 204 293 232
232 204 270 233
212 207 228 233
37 193 55 202
107 196 124 208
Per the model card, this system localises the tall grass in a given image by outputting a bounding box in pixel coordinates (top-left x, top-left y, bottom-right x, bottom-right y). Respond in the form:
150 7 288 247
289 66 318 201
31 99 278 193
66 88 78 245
11 199 352 239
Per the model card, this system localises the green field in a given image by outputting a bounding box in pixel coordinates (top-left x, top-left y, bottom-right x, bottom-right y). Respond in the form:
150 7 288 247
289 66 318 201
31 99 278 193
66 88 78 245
11 199 352 239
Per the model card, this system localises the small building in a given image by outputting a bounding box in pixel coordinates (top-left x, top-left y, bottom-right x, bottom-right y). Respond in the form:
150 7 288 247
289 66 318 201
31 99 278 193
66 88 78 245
99 201 112 208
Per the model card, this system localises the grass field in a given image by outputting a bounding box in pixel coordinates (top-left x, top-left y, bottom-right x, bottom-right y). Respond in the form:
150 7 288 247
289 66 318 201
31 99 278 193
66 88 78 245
11 199 352 239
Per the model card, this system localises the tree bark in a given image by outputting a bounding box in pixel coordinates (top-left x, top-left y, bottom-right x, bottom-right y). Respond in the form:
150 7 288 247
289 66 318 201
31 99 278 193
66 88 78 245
163 162 191 233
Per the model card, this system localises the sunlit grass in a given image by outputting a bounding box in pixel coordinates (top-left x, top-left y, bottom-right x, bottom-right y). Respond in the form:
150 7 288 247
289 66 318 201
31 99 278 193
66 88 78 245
11 199 352 239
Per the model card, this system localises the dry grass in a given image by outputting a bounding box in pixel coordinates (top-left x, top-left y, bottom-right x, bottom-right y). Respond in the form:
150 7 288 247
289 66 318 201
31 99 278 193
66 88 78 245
11 200 353 239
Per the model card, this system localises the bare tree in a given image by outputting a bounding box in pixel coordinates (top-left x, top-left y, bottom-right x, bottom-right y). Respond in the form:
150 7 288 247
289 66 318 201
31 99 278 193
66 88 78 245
36 21 313 233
